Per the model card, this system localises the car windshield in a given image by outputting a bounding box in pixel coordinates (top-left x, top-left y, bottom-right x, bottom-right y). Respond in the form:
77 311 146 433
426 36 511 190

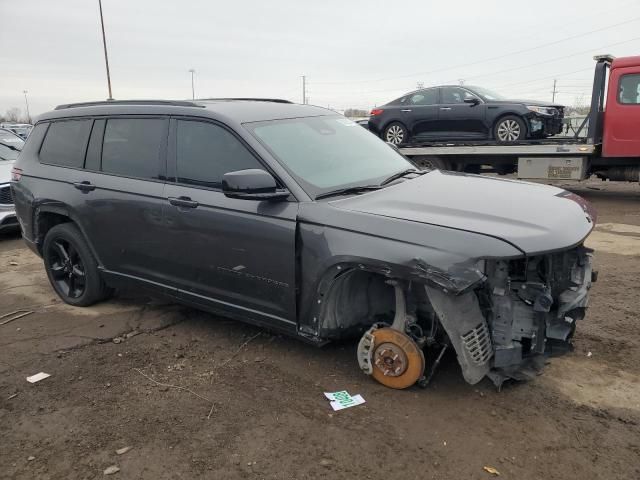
246 116 414 198
469 86 506 101
0 130 24 161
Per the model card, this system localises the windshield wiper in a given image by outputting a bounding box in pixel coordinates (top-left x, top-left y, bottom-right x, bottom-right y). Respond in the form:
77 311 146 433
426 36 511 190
315 185 382 200
379 168 424 186
0 143 21 152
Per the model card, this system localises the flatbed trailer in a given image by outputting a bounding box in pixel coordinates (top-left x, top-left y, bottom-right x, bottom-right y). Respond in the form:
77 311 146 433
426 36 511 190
397 55 640 184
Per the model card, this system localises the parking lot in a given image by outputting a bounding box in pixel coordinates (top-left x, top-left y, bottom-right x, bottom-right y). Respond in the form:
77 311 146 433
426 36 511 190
1 179 639 480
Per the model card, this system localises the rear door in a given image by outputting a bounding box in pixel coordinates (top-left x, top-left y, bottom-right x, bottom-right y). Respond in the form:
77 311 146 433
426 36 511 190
436 87 487 139
74 116 171 288
162 118 298 329
403 88 440 141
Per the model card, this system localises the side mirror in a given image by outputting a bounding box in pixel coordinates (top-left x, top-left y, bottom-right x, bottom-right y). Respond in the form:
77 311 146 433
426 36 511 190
222 169 289 201
464 97 480 105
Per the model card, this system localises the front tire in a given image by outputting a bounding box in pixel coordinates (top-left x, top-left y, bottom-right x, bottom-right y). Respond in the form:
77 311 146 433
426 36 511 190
43 223 110 307
383 122 409 145
493 116 526 143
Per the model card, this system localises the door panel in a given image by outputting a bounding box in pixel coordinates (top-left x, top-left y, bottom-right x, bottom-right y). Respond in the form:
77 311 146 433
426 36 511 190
163 185 298 324
436 87 487 139
163 118 298 327
402 88 440 140
603 67 640 157
77 117 170 286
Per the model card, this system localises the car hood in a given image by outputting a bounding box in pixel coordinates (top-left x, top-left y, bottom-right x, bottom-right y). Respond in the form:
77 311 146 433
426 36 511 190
326 170 594 255
0 160 14 183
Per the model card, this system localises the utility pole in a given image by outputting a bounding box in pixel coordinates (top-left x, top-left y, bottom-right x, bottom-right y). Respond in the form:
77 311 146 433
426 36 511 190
23 90 31 124
98 0 113 100
302 75 306 104
189 69 196 99
552 79 558 103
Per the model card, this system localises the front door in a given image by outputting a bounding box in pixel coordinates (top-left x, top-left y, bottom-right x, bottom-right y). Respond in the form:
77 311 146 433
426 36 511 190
603 68 640 157
162 118 298 329
436 87 487 139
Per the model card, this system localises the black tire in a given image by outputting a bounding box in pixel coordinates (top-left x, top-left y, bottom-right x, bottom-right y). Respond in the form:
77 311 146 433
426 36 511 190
382 122 409 145
43 223 111 307
411 155 450 171
493 115 526 143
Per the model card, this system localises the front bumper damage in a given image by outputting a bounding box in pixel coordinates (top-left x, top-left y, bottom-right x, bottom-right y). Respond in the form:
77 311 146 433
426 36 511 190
526 112 564 137
427 246 594 388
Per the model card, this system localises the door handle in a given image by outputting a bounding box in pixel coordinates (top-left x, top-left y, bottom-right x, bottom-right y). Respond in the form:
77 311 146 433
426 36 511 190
168 196 199 209
73 181 96 192
439 107 452 111
401 109 412 112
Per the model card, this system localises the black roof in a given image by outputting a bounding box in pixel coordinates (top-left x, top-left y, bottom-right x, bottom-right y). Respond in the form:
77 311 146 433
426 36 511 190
42 99 330 124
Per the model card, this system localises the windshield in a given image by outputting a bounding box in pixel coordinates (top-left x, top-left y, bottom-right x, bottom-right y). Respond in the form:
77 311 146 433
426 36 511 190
0 130 24 161
246 116 413 198
469 86 506 101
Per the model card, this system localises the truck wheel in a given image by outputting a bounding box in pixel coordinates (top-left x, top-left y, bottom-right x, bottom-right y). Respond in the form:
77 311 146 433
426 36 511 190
494 116 526 143
411 156 450 171
383 122 409 145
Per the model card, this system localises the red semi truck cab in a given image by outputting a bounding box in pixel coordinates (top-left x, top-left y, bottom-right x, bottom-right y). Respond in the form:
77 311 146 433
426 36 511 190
603 56 640 158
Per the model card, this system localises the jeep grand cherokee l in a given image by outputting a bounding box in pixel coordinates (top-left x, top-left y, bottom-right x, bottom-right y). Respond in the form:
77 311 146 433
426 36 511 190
11 99 595 389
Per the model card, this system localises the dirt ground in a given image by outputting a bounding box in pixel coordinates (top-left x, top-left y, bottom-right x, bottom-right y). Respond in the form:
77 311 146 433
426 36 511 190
1 178 639 480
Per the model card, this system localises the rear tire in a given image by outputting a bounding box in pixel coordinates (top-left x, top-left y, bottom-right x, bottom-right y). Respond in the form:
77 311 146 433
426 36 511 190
43 223 111 307
411 156 450 171
383 122 409 145
493 115 526 143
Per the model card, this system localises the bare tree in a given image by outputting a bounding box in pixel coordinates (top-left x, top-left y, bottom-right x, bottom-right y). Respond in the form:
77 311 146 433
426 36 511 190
4 107 22 123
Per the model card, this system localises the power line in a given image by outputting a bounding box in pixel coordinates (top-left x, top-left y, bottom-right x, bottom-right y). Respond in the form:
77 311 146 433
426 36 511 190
312 16 640 86
460 36 640 82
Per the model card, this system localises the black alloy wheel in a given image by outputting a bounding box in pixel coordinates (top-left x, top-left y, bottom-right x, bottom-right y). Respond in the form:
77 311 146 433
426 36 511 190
43 223 111 306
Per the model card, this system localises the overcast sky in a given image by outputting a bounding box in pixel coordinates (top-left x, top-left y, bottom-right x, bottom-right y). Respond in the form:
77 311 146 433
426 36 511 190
1 0 639 118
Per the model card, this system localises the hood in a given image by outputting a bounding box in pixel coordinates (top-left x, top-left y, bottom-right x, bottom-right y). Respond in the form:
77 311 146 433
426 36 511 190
0 160 14 183
327 170 593 255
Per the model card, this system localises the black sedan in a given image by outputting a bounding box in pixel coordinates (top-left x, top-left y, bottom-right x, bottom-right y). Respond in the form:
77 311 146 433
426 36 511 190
368 86 564 145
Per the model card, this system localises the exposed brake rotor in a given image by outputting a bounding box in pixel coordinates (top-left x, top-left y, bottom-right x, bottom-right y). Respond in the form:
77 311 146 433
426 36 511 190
369 327 426 389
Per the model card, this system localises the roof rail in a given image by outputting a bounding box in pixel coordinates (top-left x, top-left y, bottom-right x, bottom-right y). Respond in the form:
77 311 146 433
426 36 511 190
196 98 293 104
54 99 202 110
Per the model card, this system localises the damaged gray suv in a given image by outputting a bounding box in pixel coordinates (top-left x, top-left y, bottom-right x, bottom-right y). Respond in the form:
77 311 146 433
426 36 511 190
11 99 596 389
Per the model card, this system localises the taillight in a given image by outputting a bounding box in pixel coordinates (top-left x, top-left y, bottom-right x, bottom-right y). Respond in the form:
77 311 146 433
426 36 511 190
370 109 384 116
11 167 23 181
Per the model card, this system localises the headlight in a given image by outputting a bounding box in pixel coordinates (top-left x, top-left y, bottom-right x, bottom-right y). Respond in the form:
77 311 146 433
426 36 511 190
526 105 553 115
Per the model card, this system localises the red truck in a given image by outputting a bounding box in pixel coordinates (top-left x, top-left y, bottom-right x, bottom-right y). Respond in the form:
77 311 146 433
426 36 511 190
399 55 640 183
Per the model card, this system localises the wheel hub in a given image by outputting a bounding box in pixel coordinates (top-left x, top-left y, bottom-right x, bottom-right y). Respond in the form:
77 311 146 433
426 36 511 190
374 342 408 377
365 327 426 389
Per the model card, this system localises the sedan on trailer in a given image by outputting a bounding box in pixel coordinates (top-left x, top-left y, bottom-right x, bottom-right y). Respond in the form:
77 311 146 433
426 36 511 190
368 85 564 145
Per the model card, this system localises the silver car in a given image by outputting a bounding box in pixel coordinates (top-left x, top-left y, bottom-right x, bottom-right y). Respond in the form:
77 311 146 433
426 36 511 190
0 129 23 232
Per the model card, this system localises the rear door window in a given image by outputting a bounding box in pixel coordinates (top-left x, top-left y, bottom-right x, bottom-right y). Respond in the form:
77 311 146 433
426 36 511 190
101 118 167 179
39 119 92 168
409 89 438 105
175 120 262 189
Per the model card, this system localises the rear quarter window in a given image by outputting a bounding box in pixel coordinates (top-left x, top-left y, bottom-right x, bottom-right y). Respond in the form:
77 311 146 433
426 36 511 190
39 119 93 168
